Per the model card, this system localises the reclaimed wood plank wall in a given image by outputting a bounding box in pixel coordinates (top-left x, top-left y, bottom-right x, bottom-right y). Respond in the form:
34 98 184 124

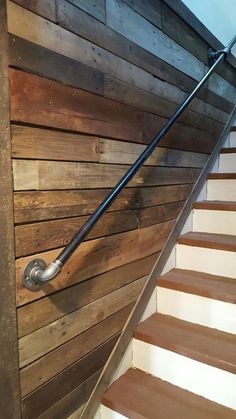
5 0 236 417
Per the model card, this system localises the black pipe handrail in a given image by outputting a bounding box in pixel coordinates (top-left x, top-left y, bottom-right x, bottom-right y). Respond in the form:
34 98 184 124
23 35 236 291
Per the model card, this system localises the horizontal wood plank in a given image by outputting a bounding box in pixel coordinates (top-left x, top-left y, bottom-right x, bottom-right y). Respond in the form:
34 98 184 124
138 201 184 228
16 220 174 306
9 35 105 96
20 304 133 396
67 0 105 23
14 184 193 223
11 125 100 161
12 0 56 21
9 69 142 142
21 334 119 419
13 159 200 191
100 138 208 167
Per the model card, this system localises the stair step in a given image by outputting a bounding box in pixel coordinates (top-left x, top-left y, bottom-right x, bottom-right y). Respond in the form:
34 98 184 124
221 148 236 153
193 200 236 211
133 315 236 408
208 173 236 179
192 203 236 235
158 268 236 304
134 313 236 374
178 232 236 252
102 368 235 418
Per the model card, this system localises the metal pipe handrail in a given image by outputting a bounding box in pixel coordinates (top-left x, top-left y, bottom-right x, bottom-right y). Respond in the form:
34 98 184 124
23 35 236 291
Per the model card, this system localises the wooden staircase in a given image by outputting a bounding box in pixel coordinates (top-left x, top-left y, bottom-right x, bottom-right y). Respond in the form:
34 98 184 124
99 130 236 417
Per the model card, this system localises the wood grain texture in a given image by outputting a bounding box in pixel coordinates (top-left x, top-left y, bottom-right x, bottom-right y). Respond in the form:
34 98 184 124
12 0 56 21
9 69 142 142
16 221 174 306
20 304 133 396
56 0 233 114
19 278 145 368
12 159 200 191
14 184 193 223
0 2 21 418
158 268 236 304
7 2 229 123
104 76 228 132
38 369 102 419
11 125 100 161
15 210 138 256
18 254 156 337
21 334 119 419
135 313 236 374
9 35 105 95
103 368 236 419
67 0 105 23
178 231 236 252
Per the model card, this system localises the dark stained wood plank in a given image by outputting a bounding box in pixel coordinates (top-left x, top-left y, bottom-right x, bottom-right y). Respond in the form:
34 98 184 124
0 2 21 418
9 35 104 95
138 201 184 228
11 125 100 161
123 0 161 28
9 68 142 142
38 369 102 419
21 334 119 419
142 112 218 154
12 0 56 21
57 0 233 115
15 210 138 257
67 0 105 23
13 159 200 191
16 221 174 306
104 76 230 131
20 304 133 396
14 184 193 223
18 254 155 336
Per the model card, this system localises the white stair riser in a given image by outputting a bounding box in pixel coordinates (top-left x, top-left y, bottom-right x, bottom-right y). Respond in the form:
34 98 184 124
157 287 236 334
133 339 236 410
193 209 236 235
230 132 236 147
101 405 127 419
219 154 236 173
207 179 236 200
176 244 236 278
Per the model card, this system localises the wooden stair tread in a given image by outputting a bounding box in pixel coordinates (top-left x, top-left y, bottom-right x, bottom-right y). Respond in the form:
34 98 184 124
193 200 236 211
103 368 236 419
208 173 236 179
230 127 236 132
178 231 236 252
134 313 236 374
158 268 236 304
221 148 236 154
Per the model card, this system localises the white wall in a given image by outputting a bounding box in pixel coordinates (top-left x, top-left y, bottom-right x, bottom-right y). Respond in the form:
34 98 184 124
182 0 236 56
